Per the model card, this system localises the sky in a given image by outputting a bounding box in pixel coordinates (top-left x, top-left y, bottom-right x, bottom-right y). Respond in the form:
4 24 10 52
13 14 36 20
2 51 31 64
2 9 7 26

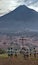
0 0 38 16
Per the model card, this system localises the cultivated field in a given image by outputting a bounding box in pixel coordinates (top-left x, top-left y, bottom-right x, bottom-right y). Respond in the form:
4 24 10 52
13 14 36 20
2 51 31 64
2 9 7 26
0 54 38 65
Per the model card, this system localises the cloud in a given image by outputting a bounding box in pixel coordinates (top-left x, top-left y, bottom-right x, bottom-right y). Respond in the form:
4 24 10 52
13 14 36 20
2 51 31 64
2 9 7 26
0 0 19 16
0 0 38 16
27 0 38 12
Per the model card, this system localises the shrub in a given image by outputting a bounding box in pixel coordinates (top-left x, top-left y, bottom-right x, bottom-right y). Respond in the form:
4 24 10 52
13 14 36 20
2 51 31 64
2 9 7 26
0 48 6 54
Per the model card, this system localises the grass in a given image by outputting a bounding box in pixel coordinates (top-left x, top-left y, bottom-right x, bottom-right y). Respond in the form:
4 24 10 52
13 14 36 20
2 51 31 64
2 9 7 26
0 54 38 65
0 54 8 58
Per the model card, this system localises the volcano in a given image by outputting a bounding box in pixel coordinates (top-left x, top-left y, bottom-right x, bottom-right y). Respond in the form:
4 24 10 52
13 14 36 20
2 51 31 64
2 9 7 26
0 5 38 32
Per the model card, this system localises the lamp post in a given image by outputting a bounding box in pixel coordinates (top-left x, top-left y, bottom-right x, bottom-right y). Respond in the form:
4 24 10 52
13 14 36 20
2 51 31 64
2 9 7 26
19 37 27 48
30 49 32 57
33 47 36 58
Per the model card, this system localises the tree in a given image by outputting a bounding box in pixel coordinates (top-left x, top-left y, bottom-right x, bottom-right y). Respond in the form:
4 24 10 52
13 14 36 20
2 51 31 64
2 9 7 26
0 48 6 54
3 42 6 45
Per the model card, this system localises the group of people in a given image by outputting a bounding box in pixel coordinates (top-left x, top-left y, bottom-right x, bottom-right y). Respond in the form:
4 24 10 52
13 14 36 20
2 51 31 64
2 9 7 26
8 47 37 59
20 47 36 59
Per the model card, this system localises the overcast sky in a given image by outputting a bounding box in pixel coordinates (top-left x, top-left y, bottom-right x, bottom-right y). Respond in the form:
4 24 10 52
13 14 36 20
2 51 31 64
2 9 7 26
0 0 38 16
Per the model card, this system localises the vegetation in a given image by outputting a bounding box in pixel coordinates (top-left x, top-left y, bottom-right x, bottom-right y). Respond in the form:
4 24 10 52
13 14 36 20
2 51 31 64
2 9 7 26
0 48 6 54
0 54 38 65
